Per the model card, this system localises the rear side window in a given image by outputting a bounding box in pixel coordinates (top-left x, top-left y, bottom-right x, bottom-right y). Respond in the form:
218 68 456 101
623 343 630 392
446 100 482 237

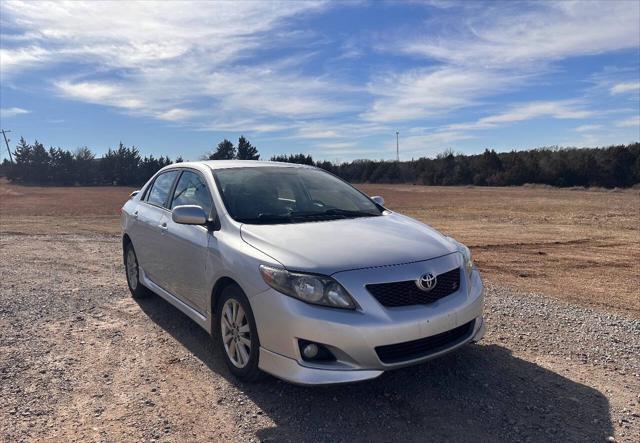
146 171 179 208
171 171 213 216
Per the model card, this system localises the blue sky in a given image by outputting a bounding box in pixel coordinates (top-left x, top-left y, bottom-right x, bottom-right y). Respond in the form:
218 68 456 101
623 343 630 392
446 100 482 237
1 0 639 162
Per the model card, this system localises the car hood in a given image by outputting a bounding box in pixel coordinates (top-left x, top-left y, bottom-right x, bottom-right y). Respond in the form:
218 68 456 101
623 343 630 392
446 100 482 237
240 212 456 275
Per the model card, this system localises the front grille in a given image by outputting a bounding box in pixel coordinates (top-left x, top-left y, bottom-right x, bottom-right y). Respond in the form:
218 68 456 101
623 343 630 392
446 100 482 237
366 267 461 307
375 320 475 364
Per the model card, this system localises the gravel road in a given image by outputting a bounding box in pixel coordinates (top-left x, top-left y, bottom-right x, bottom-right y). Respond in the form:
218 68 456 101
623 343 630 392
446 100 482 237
1 232 639 442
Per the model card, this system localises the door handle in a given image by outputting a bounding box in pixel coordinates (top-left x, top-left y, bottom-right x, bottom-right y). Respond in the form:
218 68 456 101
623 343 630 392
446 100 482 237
133 210 139 219
159 222 168 231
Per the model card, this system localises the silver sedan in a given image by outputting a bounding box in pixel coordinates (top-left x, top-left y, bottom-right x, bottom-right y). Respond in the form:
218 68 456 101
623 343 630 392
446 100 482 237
121 161 485 385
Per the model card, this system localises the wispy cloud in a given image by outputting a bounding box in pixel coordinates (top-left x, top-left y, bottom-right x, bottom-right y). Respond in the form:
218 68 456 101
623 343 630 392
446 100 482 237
362 67 520 122
400 1 639 67
616 116 640 128
2 0 335 130
366 1 639 127
54 80 145 110
610 81 640 95
575 124 603 133
0 107 30 118
447 101 593 132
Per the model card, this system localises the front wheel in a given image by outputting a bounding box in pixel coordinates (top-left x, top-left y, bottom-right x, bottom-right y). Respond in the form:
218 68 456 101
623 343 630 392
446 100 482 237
216 285 262 382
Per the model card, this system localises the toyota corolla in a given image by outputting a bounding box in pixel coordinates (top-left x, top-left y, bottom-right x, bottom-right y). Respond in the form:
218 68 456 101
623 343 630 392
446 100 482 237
121 161 485 385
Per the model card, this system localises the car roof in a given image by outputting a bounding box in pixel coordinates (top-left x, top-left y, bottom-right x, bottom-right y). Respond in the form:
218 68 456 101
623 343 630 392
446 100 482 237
168 160 316 171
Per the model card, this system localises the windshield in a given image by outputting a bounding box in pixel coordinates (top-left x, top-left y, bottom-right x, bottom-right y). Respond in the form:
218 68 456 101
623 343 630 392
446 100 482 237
214 166 382 224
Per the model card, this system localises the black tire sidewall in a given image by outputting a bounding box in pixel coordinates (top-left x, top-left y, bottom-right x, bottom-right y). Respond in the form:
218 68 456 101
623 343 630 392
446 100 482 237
124 243 148 299
215 285 261 380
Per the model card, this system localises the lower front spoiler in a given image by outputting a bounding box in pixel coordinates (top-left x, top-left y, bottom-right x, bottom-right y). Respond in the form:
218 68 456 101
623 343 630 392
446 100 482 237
258 348 384 386
259 317 486 386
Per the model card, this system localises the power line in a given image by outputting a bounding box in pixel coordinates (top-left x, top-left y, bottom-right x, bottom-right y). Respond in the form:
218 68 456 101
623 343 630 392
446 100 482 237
1 129 14 163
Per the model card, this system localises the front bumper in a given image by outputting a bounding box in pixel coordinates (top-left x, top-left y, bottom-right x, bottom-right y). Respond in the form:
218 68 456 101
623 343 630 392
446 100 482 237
250 253 485 385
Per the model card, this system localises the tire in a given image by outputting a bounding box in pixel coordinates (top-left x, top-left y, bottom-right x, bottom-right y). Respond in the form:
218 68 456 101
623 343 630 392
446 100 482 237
215 284 263 382
124 242 151 299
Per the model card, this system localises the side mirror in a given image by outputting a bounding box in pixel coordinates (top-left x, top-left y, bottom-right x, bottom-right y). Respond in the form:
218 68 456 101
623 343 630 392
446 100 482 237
172 205 207 225
371 195 385 206
130 190 140 198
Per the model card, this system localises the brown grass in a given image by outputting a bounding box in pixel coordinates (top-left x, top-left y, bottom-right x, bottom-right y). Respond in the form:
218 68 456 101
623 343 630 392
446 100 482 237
359 184 640 316
1 180 638 316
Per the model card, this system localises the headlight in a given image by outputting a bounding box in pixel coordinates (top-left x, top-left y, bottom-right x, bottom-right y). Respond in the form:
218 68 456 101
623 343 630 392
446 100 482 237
446 237 473 274
259 265 357 309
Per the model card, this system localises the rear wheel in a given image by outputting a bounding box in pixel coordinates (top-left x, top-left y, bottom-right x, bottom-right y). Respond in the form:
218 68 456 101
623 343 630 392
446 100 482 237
124 242 151 299
216 285 262 381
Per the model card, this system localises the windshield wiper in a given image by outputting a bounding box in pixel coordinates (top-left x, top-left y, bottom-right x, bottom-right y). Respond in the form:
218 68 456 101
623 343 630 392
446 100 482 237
322 208 379 218
236 213 293 224
238 209 380 224
289 208 379 219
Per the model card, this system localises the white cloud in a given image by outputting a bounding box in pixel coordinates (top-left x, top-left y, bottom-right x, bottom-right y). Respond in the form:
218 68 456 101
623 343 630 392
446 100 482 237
616 116 640 128
366 1 639 125
54 80 144 110
362 67 519 122
402 1 639 68
315 141 357 150
1 0 338 129
447 100 593 131
292 121 389 140
0 107 30 118
610 82 640 95
156 108 200 122
575 124 602 133
0 46 50 78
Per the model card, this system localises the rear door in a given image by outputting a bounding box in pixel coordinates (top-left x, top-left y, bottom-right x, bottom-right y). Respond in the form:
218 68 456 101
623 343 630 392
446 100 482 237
134 170 179 286
163 170 214 313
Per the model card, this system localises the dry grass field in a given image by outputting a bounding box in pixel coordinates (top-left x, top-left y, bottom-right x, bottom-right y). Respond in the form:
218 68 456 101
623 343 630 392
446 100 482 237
3 180 638 315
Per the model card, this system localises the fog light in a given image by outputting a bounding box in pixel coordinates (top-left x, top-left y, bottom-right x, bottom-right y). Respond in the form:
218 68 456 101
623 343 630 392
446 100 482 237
302 343 319 359
298 339 336 362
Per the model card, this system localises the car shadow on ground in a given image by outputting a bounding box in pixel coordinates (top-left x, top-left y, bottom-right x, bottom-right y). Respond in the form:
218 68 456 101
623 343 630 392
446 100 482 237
136 295 612 442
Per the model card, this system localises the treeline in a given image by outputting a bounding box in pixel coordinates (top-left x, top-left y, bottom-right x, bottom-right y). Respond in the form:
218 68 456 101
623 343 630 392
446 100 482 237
273 143 640 188
3 136 639 188
1 134 261 186
3 138 178 185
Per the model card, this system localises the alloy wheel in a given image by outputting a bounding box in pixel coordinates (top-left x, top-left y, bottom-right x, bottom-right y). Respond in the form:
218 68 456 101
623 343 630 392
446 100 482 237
220 298 252 368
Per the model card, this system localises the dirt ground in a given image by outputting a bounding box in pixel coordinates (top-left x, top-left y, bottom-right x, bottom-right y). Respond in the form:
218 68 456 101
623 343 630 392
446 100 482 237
1 180 639 442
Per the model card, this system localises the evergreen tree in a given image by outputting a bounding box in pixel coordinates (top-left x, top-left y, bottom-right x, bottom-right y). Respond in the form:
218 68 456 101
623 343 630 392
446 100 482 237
208 139 236 160
8 137 32 182
236 136 260 160
74 147 96 185
30 141 50 183
270 153 314 165
48 147 75 184
100 143 141 185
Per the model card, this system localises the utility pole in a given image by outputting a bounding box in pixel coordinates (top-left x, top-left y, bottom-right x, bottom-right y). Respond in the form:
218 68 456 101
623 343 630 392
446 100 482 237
1 129 13 163
396 131 399 162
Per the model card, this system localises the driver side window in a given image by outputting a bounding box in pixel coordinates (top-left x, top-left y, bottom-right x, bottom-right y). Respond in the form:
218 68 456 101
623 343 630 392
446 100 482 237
171 171 213 217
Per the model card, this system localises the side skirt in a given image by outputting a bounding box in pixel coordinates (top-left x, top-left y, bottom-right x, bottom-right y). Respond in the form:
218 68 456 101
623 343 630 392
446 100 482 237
139 267 212 333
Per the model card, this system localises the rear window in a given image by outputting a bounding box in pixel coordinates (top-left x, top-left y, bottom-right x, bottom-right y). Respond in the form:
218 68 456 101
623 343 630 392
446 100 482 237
146 171 179 208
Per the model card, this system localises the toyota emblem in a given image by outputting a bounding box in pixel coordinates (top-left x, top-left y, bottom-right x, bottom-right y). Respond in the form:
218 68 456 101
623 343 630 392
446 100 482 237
416 272 437 291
